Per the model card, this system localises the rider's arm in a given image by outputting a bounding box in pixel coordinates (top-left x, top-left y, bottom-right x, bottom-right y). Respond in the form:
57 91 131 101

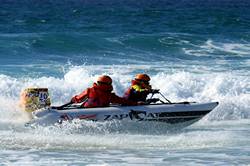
71 88 89 103
111 93 137 106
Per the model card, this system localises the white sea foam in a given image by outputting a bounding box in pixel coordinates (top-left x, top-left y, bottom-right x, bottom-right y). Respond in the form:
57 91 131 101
0 66 249 124
183 39 250 57
0 119 240 150
1 63 248 166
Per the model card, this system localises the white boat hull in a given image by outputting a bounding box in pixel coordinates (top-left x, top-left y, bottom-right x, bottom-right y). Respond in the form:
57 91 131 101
29 102 219 127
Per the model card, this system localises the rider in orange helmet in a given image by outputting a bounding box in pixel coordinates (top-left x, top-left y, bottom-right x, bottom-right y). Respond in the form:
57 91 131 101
124 74 157 102
71 75 137 108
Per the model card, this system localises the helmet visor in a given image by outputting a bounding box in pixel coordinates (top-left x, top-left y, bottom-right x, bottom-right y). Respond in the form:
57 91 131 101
136 79 149 85
97 81 112 85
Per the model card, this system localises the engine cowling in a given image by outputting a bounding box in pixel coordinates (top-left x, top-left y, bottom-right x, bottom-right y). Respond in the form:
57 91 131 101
20 88 51 112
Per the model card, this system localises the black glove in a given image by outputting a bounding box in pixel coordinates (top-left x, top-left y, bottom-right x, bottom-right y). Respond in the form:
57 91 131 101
146 98 159 103
150 89 160 94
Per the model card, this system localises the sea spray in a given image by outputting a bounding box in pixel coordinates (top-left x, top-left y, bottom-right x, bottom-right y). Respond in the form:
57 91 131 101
0 67 249 123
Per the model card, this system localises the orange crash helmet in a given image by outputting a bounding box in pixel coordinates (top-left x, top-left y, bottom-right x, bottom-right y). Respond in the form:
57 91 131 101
135 74 151 82
96 75 113 91
97 75 112 85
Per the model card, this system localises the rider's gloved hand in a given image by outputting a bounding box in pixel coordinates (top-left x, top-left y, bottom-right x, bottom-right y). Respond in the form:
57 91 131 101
150 89 160 94
71 96 77 103
146 98 159 103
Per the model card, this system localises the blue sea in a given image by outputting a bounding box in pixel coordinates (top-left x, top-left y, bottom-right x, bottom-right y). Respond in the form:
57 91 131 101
0 0 250 165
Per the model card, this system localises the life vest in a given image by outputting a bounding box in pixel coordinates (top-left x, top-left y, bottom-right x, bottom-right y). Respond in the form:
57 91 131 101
124 80 150 102
82 83 113 108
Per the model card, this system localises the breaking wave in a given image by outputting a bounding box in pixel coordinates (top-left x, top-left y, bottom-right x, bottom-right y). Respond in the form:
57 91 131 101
0 65 249 126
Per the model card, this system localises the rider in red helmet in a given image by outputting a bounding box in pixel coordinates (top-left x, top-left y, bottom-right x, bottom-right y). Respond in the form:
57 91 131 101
124 74 157 102
71 75 137 108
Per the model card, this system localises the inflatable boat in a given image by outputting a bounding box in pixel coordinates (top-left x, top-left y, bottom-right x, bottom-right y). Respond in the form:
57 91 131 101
20 88 219 127
29 101 219 126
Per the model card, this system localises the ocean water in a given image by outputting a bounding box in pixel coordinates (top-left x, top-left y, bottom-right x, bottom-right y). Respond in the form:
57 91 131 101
0 0 250 165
